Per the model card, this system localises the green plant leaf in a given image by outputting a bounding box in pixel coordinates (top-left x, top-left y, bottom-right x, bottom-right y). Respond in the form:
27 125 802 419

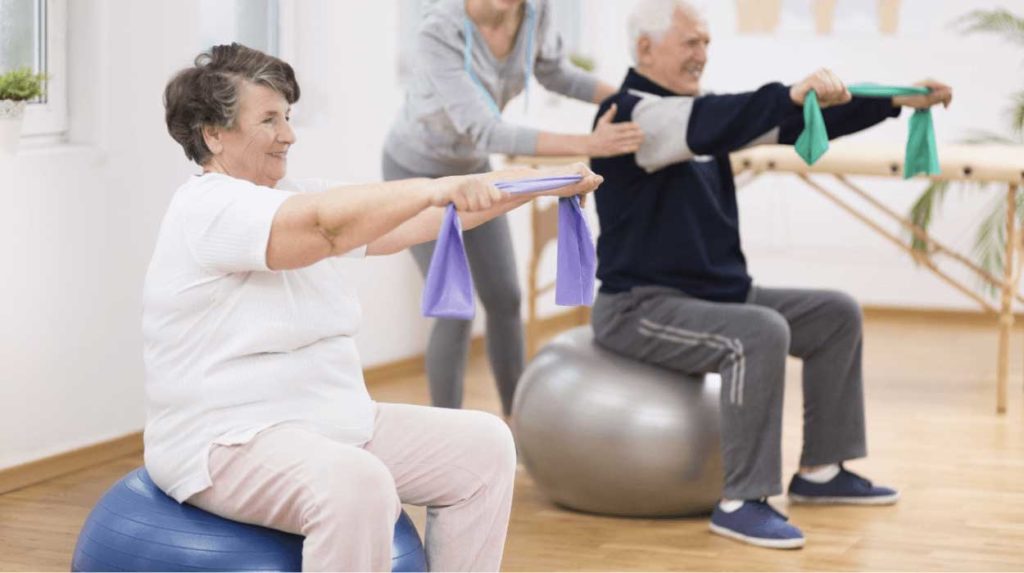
960 129 1019 145
1012 89 1024 137
908 180 950 256
955 8 1024 47
568 53 595 72
972 192 1008 297
906 7 1023 292
0 68 47 101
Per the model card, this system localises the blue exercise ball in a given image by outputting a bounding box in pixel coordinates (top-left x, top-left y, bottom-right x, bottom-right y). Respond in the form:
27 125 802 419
72 467 427 572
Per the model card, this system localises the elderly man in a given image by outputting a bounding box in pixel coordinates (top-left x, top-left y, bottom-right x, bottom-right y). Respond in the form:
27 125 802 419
589 0 952 549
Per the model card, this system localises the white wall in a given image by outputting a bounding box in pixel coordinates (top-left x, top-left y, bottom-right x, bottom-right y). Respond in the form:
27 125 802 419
1 0 202 469
2 0 1020 469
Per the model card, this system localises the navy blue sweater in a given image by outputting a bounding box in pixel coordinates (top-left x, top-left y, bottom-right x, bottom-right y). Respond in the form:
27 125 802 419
591 68 901 302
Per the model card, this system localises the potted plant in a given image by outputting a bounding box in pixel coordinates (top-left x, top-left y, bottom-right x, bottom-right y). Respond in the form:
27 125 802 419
909 8 1024 294
0 67 47 154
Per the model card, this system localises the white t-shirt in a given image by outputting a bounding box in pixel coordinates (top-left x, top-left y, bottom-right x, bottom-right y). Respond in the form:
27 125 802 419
142 173 374 503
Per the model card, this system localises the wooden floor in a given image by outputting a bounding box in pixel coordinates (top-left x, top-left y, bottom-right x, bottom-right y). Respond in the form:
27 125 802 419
2 309 1024 571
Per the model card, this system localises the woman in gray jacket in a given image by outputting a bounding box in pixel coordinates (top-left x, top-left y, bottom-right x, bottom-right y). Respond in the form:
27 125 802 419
383 0 642 417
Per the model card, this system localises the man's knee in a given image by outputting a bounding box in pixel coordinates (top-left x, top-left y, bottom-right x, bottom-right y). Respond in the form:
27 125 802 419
823 290 863 334
746 307 791 357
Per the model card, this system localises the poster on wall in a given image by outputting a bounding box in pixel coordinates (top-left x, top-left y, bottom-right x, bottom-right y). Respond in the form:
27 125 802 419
735 0 907 36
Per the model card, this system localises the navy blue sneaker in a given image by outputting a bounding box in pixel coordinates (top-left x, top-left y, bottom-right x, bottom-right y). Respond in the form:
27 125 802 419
709 500 805 549
788 464 899 505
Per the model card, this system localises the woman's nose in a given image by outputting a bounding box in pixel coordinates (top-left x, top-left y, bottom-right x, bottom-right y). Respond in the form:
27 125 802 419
279 119 296 144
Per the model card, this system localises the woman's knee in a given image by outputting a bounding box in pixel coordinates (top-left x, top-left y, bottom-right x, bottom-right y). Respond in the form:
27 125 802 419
462 412 517 483
432 316 473 340
479 281 522 317
307 453 400 524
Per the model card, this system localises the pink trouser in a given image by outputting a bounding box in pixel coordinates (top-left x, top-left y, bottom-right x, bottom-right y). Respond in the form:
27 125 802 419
187 403 517 572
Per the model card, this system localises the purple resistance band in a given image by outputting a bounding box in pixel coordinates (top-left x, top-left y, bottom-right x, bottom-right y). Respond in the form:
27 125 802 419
422 175 596 320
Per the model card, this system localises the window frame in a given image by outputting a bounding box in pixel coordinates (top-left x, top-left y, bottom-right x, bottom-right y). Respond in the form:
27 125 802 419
199 0 281 57
21 0 68 139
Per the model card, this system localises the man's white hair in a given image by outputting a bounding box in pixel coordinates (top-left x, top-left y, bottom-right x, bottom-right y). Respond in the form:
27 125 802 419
627 0 704 63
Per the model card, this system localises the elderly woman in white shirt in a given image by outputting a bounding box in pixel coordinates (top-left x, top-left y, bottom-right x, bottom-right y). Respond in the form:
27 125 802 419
146 43 601 572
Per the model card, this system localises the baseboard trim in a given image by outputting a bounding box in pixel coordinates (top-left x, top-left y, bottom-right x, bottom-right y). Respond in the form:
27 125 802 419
5 305 1002 495
0 432 143 495
362 310 583 382
0 312 583 495
362 353 427 385
862 304 1024 326
362 336 488 384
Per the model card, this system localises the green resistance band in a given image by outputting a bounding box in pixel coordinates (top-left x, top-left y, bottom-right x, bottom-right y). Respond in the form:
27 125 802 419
794 84 938 179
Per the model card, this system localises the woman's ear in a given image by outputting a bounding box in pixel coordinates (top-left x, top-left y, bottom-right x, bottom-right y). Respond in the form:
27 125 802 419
202 125 223 156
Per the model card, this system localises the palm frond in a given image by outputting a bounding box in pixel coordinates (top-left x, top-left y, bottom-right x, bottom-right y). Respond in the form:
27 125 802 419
1012 89 1024 137
967 188 1024 298
907 180 951 256
960 129 1019 145
955 8 1024 46
911 8 1024 294
972 194 1010 297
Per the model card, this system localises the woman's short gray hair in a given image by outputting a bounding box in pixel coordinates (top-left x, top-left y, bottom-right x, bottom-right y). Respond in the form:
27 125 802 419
163 43 300 165
628 0 703 63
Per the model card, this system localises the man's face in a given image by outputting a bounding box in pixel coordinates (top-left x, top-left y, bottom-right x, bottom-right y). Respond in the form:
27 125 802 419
637 8 710 96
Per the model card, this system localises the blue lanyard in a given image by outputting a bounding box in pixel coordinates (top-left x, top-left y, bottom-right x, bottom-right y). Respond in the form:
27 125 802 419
463 1 535 118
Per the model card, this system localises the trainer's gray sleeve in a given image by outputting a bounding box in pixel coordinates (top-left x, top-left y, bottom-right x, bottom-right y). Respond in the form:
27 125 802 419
416 17 538 155
633 95 780 173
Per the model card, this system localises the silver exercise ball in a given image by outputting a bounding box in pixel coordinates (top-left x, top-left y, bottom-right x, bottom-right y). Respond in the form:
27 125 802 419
512 326 723 517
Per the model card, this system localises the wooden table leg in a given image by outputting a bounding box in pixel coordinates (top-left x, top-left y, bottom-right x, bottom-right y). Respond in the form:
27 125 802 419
997 184 1017 414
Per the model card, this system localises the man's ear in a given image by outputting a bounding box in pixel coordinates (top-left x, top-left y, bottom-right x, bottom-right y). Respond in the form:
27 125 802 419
636 35 653 66
202 124 223 156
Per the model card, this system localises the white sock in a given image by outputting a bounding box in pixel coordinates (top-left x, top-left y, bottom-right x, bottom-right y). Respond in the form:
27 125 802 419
718 499 745 513
799 463 841 483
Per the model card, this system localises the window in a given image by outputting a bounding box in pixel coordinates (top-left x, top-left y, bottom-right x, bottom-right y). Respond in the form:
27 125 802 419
0 0 67 138
549 0 584 59
0 0 42 74
200 0 280 56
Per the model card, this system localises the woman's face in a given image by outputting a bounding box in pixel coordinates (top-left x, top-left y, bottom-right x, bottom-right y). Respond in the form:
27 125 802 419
204 81 295 187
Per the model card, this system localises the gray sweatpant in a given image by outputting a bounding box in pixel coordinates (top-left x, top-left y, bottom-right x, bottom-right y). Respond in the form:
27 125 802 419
591 285 867 500
382 153 524 416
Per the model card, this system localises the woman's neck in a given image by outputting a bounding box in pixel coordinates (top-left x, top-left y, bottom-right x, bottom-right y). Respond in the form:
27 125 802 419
202 159 227 177
465 0 521 29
